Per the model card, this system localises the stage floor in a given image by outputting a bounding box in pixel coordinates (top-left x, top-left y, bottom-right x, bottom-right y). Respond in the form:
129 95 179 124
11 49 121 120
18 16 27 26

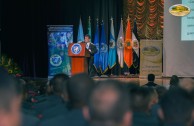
93 77 170 88
23 76 171 89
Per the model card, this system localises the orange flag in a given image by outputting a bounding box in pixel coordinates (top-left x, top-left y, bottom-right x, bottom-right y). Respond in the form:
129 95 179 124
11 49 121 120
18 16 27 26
124 18 133 68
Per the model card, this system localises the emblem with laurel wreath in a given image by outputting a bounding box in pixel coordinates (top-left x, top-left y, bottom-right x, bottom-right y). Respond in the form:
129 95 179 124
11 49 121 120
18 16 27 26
109 39 115 49
117 38 124 49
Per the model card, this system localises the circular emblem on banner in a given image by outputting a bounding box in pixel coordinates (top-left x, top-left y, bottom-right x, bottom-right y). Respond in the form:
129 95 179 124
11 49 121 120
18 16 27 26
71 43 82 54
50 54 62 67
117 38 124 49
100 43 108 53
125 40 132 49
109 40 115 48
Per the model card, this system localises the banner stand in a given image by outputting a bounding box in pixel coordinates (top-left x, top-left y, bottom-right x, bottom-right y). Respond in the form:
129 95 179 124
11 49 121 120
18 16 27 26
47 25 73 78
140 40 163 79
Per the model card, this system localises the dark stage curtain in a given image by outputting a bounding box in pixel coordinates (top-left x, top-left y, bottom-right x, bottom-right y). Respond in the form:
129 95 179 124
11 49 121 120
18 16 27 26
1 0 123 77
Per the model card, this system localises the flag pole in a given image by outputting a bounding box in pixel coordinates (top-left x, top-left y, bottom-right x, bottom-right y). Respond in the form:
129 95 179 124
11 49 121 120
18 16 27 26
119 17 122 77
110 17 113 76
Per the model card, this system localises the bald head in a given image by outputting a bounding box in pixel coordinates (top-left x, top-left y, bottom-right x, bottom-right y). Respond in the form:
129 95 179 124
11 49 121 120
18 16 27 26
179 78 194 92
88 80 131 125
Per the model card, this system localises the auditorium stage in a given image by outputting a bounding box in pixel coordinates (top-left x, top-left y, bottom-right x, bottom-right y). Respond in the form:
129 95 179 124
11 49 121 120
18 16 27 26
22 76 171 89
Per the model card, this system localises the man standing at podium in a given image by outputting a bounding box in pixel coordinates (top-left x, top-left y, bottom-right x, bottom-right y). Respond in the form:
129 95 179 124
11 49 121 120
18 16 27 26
83 34 97 77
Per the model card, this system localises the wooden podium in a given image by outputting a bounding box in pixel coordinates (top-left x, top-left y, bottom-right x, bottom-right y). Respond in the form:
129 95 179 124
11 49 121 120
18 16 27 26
68 43 90 75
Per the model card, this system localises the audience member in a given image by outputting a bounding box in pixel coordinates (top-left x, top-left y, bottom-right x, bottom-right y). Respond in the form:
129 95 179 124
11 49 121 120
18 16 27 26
33 73 69 119
179 78 194 92
143 74 159 87
40 73 94 126
84 80 132 126
0 70 22 126
160 88 194 126
130 87 160 126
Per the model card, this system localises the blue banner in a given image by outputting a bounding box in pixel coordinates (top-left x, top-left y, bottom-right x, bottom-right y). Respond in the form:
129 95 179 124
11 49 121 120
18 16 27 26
47 25 73 78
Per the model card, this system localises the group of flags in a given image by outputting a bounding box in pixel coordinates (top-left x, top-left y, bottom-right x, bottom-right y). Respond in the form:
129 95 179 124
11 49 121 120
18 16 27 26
77 17 139 74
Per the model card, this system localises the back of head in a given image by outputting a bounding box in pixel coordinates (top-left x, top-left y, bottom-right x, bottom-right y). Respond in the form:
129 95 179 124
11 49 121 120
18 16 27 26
0 71 22 126
170 75 179 87
160 88 194 124
148 74 155 82
88 80 131 126
130 87 151 112
179 78 194 92
67 73 94 108
50 73 69 95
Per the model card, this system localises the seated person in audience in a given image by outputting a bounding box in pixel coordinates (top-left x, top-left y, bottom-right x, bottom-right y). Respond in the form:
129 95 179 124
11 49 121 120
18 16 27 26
169 75 179 90
0 69 22 126
143 74 159 87
0 71 39 126
40 73 94 126
65 73 95 125
130 87 160 126
179 78 194 92
83 80 132 126
49 73 70 102
160 88 194 126
33 73 69 119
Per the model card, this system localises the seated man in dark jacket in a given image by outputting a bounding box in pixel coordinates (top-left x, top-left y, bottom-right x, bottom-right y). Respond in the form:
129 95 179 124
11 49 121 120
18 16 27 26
33 73 69 119
83 80 132 126
143 74 159 87
130 87 160 126
40 73 94 126
160 88 194 126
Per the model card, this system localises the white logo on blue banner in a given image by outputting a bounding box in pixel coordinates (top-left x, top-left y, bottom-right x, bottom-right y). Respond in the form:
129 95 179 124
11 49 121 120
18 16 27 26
50 54 62 67
71 43 82 54
100 43 108 53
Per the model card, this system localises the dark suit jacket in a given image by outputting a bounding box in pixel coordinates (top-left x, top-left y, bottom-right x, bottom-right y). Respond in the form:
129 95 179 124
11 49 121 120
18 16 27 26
65 108 88 126
85 42 97 56
40 108 88 126
144 82 158 87
33 95 66 113
133 112 160 126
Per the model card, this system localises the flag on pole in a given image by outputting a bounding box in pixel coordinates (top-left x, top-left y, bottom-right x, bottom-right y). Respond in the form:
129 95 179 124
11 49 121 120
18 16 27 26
77 17 84 42
108 18 116 69
132 32 139 57
93 21 100 73
87 16 92 41
132 20 140 70
132 20 139 57
124 18 133 68
99 22 108 74
117 19 124 68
